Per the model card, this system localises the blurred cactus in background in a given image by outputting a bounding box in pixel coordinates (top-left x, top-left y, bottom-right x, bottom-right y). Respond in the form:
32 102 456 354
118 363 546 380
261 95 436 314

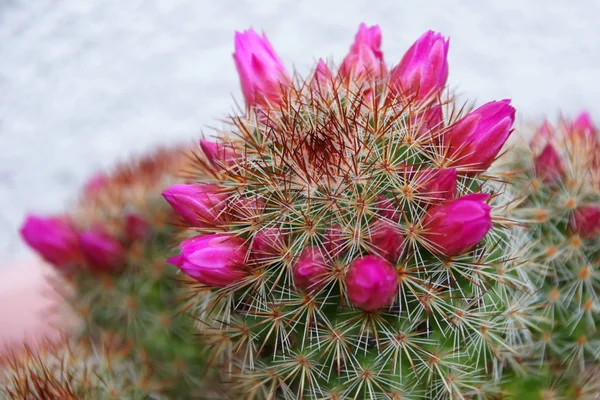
18 146 219 398
500 112 600 398
167 24 534 399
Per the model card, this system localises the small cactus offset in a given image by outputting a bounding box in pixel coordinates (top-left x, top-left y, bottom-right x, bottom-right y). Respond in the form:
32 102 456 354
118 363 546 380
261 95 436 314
168 25 532 399
0 335 161 399
19 146 214 397
501 113 600 398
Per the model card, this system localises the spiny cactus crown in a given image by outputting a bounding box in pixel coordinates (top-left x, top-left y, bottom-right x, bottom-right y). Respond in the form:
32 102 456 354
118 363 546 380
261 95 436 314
167 24 530 399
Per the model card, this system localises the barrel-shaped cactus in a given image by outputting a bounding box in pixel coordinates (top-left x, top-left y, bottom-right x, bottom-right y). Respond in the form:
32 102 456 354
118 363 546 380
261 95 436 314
168 25 531 399
499 112 600 398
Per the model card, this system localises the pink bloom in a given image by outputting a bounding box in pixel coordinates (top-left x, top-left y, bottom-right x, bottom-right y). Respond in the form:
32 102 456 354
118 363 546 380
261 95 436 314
389 31 449 101
168 234 248 287
414 168 457 204
20 215 81 267
534 144 565 183
346 255 398 311
340 23 386 80
375 196 400 223
162 184 229 227
414 103 444 138
570 110 596 139
79 229 125 271
324 224 346 256
570 205 600 239
421 193 492 256
367 220 405 263
445 100 516 171
293 247 329 292
251 226 286 258
200 140 237 169
124 214 151 242
312 59 333 88
233 28 290 107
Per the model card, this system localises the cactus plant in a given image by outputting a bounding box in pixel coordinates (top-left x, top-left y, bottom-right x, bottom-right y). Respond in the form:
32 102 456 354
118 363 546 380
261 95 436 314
500 112 600 398
19 145 217 398
167 24 533 399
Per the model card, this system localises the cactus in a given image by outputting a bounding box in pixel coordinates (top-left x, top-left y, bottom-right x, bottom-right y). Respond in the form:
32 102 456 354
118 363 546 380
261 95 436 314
500 112 600 398
0 335 160 399
167 25 533 399
19 146 217 398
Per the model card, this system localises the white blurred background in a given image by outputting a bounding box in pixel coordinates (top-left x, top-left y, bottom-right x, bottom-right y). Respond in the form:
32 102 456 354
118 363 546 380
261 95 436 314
1 0 599 262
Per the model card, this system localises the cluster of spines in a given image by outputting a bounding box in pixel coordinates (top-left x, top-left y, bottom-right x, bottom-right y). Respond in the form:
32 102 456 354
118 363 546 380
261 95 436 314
164 24 533 399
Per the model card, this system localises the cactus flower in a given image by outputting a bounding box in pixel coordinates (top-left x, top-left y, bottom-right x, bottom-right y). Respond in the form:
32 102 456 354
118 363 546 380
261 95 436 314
20 215 81 267
530 119 554 150
415 103 444 138
228 195 266 221
233 28 290 107
167 234 248 287
79 230 125 271
414 168 457 203
534 144 565 183
421 193 492 256
346 255 398 311
200 140 237 169
570 110 596 139
251 226 286 258
445 100 516 171
340 23 385 80
570 205 600 238
375 196 401 223
324 224 346 256
312 59 333 88
389 30 449 101
367 220 405 263
293 247 329 292
162 184 229 227
124 214 151 242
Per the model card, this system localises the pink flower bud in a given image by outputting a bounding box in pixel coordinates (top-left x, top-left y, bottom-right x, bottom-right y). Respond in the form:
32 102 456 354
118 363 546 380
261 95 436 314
375 196 400 223
162 184 229 227
167 234 248 287
293 247 329 292
340 23 386 80
367 220 405 263
20 215 81 267
346 255 398 311
534 144 565 183
389 31 449 101
312 59 333 89
251 226 286 258
414 168 457 204
200 140 237 169
228 195 266 221
530 120 554 150
233 28 290 107
83 173 107 197
124 214 151 242
421 193 492 256
324 224 346 256
414 103 444 138
79 229 125 271
445 100 516 171
570 111 596 139
570 205 600 239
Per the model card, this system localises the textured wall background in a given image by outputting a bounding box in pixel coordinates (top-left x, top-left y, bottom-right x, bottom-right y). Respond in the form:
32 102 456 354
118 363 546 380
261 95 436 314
1 0 599 262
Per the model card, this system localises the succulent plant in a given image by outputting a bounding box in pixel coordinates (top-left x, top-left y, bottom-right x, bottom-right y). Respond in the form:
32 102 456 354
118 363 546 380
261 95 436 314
500 112 600 398
168 24 532 399
19 146 216 398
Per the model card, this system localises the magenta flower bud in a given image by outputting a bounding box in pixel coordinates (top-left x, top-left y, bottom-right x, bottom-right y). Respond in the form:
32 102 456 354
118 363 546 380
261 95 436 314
445 100 516 171
79 229 125 271
570 111 596 139
340 23 386 80
367 220 405 263
375 196 400 223
534 144 565 183
389 30 449 101
570 205 600 239
293 247 329 292
251 226 286 258
414 168 457 203
162 184 229 227
200 140 237 169
312 59 333 88
20 215 81 267
228 195 266 221
83 173 107 197
530 119 554 150
324 224 346 256
124 214 151 242
346 255 398 311
414 103 444 138
421 193 492 256
167 234 248 287
233 28 290 107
